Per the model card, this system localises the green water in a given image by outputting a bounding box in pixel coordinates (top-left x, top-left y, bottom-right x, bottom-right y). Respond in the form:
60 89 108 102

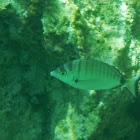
0 0 139 140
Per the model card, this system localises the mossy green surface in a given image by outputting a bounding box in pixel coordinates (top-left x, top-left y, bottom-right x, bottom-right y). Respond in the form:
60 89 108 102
0 0 139 140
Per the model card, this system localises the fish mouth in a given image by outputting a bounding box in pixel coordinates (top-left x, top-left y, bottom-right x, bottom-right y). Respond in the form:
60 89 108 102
50 71 54 76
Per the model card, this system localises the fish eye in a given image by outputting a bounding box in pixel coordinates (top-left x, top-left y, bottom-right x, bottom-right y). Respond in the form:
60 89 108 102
61 71 67 76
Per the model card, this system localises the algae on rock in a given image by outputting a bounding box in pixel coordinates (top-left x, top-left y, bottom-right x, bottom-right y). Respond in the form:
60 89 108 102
43 0 140 139
0 0 139 140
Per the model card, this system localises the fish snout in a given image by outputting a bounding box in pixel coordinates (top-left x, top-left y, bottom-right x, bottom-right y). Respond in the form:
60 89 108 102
50 71 54 76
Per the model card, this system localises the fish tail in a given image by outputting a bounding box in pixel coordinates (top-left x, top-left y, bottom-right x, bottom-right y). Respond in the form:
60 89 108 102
125 73 140 97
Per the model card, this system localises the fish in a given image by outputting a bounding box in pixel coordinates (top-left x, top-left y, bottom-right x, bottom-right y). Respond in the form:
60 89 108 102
50 58 140 96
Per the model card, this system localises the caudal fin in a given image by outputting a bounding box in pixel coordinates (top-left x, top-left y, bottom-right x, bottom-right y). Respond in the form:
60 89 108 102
125 74 140 96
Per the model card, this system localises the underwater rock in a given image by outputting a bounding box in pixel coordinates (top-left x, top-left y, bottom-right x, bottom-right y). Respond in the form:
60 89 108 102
0 0 139 140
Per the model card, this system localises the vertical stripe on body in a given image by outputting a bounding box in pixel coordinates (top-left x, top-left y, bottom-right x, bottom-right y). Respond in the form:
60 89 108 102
59 64 66 72
69 59 123 86
73 60 80 79
88 59 93 78
66 61 73 71
78 59 83 79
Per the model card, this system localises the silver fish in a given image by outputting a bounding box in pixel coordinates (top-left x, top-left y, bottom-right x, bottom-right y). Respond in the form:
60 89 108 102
50 59 140 96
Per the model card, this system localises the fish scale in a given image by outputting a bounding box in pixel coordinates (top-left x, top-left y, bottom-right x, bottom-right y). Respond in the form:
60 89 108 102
75 59 122 89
